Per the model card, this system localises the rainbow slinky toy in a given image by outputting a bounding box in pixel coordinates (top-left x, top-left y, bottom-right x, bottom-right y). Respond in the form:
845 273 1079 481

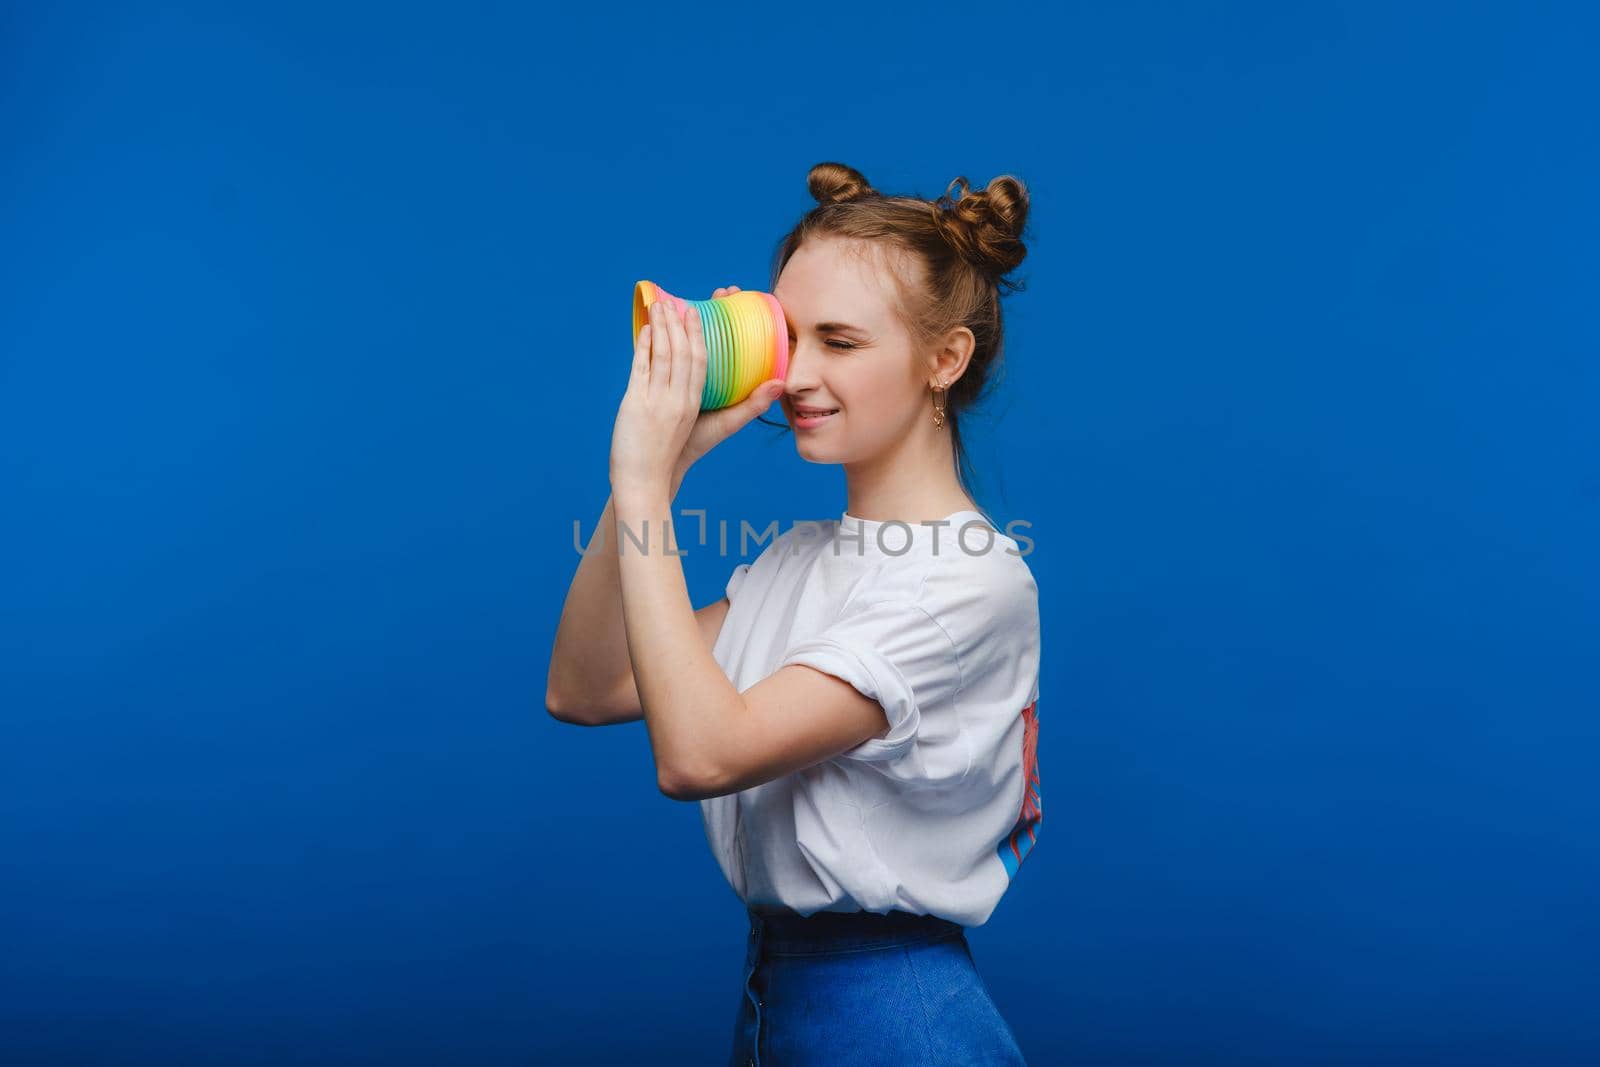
633 281 790 411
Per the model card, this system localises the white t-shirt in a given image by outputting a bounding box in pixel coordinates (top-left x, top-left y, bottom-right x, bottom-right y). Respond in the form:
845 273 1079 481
700 508 1043 928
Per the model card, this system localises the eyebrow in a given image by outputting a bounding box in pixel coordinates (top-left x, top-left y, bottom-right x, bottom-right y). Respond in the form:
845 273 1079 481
792 321 869 334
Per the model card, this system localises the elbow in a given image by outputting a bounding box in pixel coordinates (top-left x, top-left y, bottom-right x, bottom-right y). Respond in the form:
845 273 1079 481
657 761 721 802
544 684 592 726
657 766 695 801
658 696 742 800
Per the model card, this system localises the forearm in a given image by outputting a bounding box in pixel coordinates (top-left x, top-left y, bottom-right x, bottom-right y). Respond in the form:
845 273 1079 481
547 466 687 715
612 479 742 789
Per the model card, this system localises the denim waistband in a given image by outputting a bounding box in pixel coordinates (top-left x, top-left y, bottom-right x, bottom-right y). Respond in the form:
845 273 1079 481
747 907 965 957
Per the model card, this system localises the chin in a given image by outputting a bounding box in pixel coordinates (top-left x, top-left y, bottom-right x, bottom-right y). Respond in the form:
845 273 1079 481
793 435 846 462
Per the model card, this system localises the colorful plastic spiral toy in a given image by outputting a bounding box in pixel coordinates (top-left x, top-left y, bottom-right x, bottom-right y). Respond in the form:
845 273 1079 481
633 280 789 411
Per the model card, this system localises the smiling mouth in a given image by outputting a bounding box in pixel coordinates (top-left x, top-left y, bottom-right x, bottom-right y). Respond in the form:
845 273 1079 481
793 407 839 417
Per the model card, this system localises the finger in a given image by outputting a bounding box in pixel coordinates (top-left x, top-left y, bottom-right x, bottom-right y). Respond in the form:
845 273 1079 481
750 379 784 411
647 301 669 397
631 321 652 382
714 379 782 435
685 303 708 405
664 297 690 393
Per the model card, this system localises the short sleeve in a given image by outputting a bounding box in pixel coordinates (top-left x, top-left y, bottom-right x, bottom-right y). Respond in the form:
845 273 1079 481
777 595 966 778
724 562 752 604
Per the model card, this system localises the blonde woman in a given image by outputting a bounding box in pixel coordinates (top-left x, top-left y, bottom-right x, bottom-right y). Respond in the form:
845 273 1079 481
549 162 1042 1065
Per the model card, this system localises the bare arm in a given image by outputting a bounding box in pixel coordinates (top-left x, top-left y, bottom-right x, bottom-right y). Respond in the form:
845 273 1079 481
610 482 892 800
545 467 734 726
549 284 776 727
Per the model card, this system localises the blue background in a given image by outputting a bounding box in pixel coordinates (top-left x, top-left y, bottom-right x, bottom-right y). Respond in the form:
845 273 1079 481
3 2 1596 1064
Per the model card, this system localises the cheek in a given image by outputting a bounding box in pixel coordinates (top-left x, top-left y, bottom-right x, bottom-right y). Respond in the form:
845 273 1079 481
838 365 911 411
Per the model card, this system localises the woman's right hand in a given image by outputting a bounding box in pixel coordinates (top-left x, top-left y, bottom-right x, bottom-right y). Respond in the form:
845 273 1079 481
672 285 786 477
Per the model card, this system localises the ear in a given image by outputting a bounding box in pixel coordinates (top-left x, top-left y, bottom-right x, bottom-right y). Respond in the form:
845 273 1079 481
927 325 976 388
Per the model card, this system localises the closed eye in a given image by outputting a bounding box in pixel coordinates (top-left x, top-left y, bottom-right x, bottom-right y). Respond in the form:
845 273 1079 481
790 337 858 350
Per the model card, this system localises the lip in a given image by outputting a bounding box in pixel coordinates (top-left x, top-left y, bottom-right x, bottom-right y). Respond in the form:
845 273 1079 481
790 403 839 429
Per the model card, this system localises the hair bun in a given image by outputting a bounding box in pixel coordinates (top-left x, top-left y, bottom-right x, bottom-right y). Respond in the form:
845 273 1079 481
807 161 879 205
933 174 1030 287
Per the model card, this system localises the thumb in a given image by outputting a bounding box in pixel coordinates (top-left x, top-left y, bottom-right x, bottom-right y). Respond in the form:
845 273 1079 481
751 380 785 409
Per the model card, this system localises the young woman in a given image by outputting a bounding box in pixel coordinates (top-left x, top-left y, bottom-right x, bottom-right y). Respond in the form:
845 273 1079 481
547 162 1042 1065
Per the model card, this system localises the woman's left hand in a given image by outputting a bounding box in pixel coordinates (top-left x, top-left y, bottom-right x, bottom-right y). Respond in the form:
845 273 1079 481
609 298 709 498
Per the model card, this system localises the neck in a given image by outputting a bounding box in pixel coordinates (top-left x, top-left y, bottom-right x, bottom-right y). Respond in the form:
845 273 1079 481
842 416 973 522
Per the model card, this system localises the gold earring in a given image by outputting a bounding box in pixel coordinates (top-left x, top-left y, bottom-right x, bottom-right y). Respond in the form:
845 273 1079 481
932 378 948 429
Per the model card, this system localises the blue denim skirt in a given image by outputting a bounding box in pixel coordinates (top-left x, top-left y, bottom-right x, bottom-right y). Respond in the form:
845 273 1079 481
727 906 1028 1066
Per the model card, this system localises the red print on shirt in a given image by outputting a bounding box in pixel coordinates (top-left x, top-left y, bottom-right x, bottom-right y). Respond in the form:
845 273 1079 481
997 698 1041 878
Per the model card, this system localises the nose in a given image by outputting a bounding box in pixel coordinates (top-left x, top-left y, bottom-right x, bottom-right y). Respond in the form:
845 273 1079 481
781 335 824 399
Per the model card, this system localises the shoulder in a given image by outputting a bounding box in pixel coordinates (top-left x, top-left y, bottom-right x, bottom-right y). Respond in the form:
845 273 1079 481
925 516 1037 606
839 516 1037 615
909 520 1039 659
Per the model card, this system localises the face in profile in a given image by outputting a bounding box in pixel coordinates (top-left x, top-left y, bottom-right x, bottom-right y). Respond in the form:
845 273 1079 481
773 236 929 464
